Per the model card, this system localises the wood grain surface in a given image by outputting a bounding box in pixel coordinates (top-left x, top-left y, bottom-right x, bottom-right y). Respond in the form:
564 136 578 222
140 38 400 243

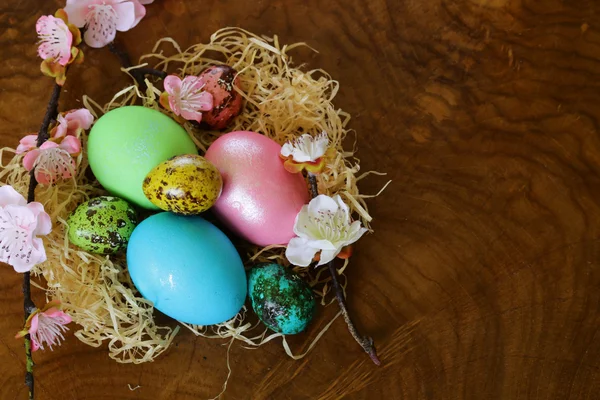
1 0 600 399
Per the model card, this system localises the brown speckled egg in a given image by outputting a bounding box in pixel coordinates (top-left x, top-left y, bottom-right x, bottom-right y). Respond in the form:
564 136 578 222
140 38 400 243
199 65 243 129
142 155 223 215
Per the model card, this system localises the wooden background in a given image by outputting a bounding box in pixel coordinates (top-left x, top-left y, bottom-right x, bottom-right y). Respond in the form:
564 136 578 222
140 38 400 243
1 0 599 398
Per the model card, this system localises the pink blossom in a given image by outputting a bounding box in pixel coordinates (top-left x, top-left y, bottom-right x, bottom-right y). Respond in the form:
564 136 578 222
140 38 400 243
65 0 152 48
16 301 72 351
53 108 95 139
0 186 52 273
16 135 38 155
23 139 81 185
36 15 73 66
162 75 214 123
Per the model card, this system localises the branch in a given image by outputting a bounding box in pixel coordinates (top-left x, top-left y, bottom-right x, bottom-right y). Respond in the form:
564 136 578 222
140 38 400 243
23 81 62 400
308 172 319 198
108 42 167 89
327 260 380 365
307 174 380 365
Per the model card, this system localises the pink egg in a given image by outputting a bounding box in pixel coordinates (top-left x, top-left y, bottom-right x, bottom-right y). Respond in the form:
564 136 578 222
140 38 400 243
205 131 310 246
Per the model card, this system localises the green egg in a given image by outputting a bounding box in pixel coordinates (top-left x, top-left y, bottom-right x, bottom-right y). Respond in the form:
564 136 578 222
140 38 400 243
87 106 197 209
248 263 316 335
67 196 137 254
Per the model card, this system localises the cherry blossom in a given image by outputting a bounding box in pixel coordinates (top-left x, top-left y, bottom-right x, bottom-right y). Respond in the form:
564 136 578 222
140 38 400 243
286 194 367 267
37 9 84 86
160 75 214 123
36 15 73 66
52 108 95 139
16 301 72 351
0 186 52 273
280 132 334 174
22 139 81 185
65 0 154 48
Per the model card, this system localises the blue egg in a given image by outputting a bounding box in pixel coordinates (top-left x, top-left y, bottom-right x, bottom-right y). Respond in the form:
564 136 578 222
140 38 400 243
127 212 247 325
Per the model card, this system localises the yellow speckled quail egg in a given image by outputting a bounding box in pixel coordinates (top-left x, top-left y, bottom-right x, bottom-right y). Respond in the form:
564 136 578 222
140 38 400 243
142 154 223 215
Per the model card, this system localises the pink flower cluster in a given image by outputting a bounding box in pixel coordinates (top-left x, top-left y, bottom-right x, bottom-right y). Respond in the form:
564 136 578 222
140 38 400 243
65 0 154 48
17 108 93 185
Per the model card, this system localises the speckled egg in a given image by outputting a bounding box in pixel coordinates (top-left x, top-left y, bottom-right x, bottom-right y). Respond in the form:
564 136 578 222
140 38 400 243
248 263 316 335
199 65 243 129
67 196 137 254
142 155 223 215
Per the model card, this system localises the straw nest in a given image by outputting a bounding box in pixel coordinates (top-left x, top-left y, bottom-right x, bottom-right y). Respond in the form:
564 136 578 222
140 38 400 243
0 28 388 365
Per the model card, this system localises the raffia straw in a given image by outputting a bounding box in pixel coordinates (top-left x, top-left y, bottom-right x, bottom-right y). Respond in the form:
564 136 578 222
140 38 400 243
0 27 388 364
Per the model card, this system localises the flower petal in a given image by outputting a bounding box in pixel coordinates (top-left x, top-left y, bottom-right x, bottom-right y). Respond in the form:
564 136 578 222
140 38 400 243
307 194 339 216
65 108 94 132
16 135 38 154
9 237 47 273
343 224 368 247
285 237 318 267
0 186 26 207
309 239 337 251
332 194 350 216
23 149 40 172
29 313 40 336
59 136 82 155
281 142 294 158
83 6 117 48
131 0 147 27
179 109 203 123
53 116 69 139
292 205 310 237
113 1 136 31
43 309 72 325
317 249 339 266
163 75 182 95
64 0 88 27
27 202 52 236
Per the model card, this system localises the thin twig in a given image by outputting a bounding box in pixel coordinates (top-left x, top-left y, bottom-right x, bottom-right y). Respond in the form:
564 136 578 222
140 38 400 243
136 67 167 79
308 173 319 198
307 173 380 365
327 261 380 365
22 81 62 400
108 42 166 89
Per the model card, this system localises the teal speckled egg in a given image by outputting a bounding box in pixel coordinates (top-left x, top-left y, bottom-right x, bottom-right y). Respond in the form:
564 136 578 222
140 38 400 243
67 196 137 254
248 263 316 335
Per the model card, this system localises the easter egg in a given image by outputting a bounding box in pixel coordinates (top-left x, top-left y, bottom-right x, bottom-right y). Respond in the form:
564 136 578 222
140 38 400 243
204 131 310 246
199 65 243 129
67 196 137 254
87 106 197 209
142 155 222 215
126 212 247 325
248 263 316 335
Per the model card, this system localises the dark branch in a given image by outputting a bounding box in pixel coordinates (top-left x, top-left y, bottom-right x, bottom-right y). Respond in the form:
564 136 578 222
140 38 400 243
23 81 62 399
108 42 167 89
308 174 319 198
327 261 380 365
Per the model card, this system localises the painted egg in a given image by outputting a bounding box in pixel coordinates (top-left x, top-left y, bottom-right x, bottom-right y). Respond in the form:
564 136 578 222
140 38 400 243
127 212 247 325
199 65 243 129
248 263 316 335
87 106 198 209
67 196 137 254
142 155 222 215
204 131 310 246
